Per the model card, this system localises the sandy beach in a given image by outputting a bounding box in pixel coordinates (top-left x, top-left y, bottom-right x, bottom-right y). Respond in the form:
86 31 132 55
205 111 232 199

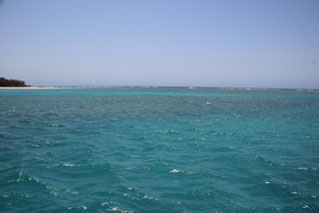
0 86 51 89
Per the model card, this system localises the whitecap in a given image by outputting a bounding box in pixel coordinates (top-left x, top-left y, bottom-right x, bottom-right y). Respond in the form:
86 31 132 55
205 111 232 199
109 207 119 211
62 163 78 167
291 192 298 195
297 167 308 170
170 169 182 173
265 181 270 184
101 202 109 206
143 195 154 200
82 205 87 210
173 201 182 205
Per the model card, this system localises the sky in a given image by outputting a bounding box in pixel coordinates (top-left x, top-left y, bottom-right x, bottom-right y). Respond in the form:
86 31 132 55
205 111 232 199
0 0 318 88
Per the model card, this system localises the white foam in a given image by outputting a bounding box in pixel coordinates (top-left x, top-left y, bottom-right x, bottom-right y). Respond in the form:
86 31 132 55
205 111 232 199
62 163 78 167
108 207 119 211
303 205 309 208
82 205 87 210
170 169 182 173
265 181 270 184
297 167 308 170
173 201 182 205
107 207 134 213
291 192 298 195
143 195 154 200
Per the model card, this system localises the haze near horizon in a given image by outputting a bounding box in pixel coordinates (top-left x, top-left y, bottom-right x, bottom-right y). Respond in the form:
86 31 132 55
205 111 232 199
0 0 318 89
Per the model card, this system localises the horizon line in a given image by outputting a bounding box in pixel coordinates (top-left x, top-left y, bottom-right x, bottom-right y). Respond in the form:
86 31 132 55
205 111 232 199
30 85 319 91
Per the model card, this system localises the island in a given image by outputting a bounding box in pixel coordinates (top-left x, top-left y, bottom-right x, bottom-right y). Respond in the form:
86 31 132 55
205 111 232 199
0 77 29 87
0 77 49 89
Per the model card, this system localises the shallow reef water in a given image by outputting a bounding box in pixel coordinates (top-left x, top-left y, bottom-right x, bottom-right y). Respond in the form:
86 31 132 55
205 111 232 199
0 87 318 212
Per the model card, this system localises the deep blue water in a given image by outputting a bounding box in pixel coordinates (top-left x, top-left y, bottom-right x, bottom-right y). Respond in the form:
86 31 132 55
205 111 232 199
0 87 319 212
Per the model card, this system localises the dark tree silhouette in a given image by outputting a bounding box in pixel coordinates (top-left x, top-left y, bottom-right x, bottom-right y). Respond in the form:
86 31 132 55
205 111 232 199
0 77 29 87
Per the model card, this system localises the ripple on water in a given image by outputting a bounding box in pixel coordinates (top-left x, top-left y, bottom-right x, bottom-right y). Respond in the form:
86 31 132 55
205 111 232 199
1 88 319 212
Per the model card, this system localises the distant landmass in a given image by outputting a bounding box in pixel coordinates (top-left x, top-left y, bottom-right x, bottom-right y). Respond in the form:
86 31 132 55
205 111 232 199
0 77 29 87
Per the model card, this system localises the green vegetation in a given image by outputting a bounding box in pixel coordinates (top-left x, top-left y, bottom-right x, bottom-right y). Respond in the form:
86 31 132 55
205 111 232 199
0 77 29 87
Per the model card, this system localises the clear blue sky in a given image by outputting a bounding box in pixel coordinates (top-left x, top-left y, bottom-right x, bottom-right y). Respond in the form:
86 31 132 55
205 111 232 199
0 0 318 88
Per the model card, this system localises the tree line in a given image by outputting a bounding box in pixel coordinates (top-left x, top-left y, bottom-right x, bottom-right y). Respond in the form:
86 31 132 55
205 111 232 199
0 77 29 87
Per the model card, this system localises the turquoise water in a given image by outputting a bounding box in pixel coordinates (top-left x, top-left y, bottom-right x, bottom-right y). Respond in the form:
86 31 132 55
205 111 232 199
0 87 319 212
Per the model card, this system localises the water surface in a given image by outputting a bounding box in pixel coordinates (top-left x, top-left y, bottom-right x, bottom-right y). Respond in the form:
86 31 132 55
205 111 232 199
0 87 318 212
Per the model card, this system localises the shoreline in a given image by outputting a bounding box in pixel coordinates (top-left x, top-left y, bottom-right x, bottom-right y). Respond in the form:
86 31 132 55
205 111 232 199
0 86 51 89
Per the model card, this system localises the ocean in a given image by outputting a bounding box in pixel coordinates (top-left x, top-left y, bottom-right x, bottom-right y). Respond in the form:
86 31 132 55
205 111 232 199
0 87 318 212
